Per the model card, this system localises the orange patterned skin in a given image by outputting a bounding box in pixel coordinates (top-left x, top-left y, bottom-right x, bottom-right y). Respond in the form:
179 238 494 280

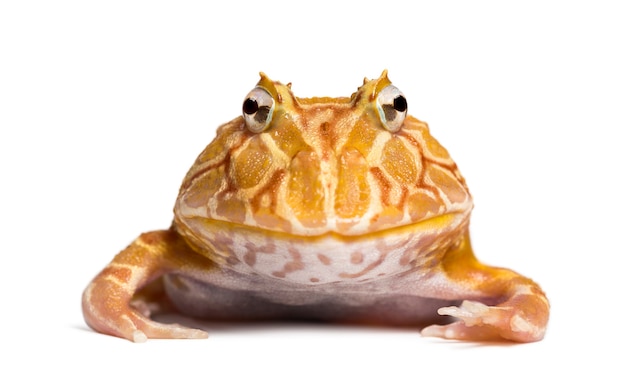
82 72 549 343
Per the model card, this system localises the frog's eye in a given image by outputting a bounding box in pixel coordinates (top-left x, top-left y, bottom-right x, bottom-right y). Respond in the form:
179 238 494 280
242 87 275 133
376 85 407 132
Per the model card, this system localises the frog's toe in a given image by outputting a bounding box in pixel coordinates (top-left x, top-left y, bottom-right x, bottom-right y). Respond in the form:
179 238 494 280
421 321 501 341
118 312 209 342
436 300 505 327
138 322 209 342
422 300 546 343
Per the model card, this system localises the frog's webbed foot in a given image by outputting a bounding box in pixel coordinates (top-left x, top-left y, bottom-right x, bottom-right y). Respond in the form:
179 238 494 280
82 230 210 342
422 295 549 343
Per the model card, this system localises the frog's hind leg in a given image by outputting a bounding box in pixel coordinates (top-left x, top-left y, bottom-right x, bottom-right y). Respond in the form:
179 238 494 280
82 230 210 342
420 231 549 343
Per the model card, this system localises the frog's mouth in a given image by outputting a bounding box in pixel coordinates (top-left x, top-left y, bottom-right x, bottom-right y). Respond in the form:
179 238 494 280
175 210 470 251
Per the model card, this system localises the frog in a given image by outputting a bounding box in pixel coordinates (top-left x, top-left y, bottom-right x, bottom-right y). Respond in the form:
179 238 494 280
82 71 549 343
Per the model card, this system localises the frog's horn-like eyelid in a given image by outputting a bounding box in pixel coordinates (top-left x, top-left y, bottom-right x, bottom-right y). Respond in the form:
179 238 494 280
371 69 393 100
287 82 292 89
255 72 282 103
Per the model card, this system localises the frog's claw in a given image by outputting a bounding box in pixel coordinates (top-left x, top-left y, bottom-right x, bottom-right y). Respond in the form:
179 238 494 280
82 230 211 342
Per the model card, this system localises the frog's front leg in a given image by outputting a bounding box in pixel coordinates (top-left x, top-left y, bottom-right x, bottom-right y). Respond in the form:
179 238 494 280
82 229 210 342
421 231 549 343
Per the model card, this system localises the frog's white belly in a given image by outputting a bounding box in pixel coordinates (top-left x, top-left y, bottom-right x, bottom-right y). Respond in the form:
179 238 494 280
169 213 469 323
165 218 470 325
163 269 460 325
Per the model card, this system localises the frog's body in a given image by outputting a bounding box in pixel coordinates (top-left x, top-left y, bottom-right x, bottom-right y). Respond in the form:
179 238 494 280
82 72 549 342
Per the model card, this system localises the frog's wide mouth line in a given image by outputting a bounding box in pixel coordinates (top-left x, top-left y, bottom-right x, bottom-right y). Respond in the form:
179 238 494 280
176 211 469 243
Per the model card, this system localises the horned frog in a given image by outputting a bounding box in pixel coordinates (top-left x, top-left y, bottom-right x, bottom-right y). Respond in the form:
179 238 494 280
82 71 549 343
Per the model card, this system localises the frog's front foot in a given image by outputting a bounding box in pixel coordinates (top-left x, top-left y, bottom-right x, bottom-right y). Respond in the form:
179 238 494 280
82 230 210 342
422 298 548 343
84 287 208 342
83 270 209 343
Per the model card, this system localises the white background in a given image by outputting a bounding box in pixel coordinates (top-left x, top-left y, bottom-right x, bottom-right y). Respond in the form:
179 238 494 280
2 1 624 376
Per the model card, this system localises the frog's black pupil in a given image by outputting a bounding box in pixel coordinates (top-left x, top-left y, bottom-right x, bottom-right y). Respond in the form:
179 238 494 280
243 98 259 115
393 96 407 112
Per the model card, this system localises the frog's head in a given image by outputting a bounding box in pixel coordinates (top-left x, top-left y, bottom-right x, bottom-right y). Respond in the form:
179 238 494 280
174 71 472 238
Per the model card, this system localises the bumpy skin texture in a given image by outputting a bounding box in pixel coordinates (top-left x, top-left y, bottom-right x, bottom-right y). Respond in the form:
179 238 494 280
82 72 549 343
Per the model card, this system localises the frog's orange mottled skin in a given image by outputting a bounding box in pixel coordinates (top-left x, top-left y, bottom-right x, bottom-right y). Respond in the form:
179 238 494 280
82 72 549 343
